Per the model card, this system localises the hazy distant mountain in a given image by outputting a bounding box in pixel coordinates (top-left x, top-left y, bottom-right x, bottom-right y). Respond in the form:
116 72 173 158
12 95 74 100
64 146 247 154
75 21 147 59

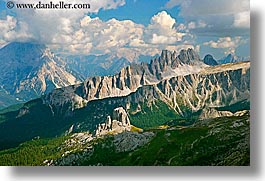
63 54 153 78
0 42 81 108
218 54 250 64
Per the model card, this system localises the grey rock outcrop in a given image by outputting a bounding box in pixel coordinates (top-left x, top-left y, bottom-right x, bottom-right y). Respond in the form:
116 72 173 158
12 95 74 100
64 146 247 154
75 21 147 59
95 107 131 136
113 131 155 152
199 108 233 119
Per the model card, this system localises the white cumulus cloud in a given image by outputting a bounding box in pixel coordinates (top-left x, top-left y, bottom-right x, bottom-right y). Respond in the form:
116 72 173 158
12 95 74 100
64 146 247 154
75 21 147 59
203 36 247 55
42 11 192 57
166 0 250 37
233 11 250 28
144 11 185 44
0 3 197 58
0 15 33 47
2 0 126 44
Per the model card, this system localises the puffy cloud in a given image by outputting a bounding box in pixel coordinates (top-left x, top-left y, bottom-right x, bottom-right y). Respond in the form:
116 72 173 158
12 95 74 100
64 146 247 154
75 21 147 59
144 11 185 44
0 15 33 47
165 0 249 16
0 5 196 58
203 36 247 55
187 21 207 30
72 17 144 55
43 11 192 57
167 0 250 37
233 11 250 28
1 0 126 44
150 11 176 28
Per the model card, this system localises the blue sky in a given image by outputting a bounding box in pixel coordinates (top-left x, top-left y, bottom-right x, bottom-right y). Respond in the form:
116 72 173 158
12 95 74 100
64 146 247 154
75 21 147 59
0 0 250 59
91 0 183 25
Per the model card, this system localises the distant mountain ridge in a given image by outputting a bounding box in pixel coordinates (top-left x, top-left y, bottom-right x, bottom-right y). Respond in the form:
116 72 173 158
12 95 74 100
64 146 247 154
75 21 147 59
218 54 250 64
63 54 153 78
203 53 249 66
0 42 155 108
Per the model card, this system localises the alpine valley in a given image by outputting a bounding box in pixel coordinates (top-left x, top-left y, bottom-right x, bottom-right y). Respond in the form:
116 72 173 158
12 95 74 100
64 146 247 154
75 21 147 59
0 42 250 166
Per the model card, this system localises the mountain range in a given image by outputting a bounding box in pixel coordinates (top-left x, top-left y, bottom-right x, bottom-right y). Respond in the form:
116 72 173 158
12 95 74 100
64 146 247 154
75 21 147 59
0 42 250 166
0 42 249 109
203 53 250 66
63 54 153 78
0 46 250 146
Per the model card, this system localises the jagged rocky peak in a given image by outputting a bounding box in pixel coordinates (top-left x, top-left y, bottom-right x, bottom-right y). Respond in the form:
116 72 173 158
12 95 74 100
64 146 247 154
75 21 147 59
203 54 219 66
161 49 173 60
160 49 176 65
95 107 131 137
151 48 201 68
178 48 200 64
113 107 131 126
146 48 204 78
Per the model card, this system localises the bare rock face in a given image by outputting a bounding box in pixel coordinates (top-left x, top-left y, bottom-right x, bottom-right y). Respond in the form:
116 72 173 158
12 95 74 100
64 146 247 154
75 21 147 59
178 48 200 64
95 107 131 137
154 62 250 115
113 131 155 152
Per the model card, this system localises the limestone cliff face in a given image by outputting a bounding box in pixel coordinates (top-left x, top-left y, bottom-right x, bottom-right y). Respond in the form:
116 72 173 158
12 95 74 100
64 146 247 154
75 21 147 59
99 62 249 120
154 62 250 114
95 107 131 137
